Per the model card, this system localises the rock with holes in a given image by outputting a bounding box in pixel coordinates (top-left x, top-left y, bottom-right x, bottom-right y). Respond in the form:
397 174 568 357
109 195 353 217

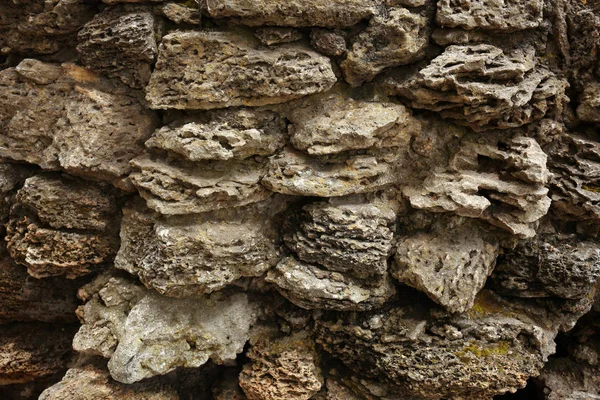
310 29 347 57
130 109 286 215
314 289 562 399
285 86 420 156
145 30 336 110
385 44 568 131
341 7 429 86
393 216 499 313
77 5 159 89
239 330 323 400
5 174 119 278
436 0 544 32
0 59 157 190
73 273 263 383
205 0 380 28
155 3 201 24
255 28 303 46
403 134 551 238
576 81 600 124
266 256 396 311
114 197 286 297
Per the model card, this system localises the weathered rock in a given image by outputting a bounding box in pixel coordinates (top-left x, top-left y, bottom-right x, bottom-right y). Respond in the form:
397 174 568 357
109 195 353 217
0 59 157 190
5 174 119 278
145 30 337 110
393 216 499 313
0 245 80 323
0 163 34 225
205 0 380 28
239 330 323 400
114 197 285 297
403 135 551 238
0 323 76 385
310 29 347 57
284 192 398 281
490 232 600 300
77 5 159 89
39 362 179 400
266 256 396 311
0 0 96 55
155 3 201 24
576 81 600 124
436 0 544 32
73 273 263 383
341 7 429 86
262 147 397 197
314 289 558 399
285 87 420 156
385 44 568 131
255 28 302 46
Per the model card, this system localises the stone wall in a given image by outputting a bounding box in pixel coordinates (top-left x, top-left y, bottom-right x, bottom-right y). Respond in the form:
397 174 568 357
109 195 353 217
0 0 600 399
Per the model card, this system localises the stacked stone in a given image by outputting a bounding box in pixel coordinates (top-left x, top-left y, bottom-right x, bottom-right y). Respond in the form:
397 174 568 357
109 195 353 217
0 0 599 399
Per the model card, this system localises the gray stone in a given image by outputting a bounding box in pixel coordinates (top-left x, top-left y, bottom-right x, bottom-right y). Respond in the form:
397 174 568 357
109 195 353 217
576 81 600 123
145 30 337 110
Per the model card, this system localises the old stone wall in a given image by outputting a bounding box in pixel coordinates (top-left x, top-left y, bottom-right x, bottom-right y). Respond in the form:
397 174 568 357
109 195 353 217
0 0 599 399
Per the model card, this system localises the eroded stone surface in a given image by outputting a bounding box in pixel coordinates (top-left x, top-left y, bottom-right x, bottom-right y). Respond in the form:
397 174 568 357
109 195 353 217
386 44 568 131
114 197 285 297
6 174 119 278
205 0 380 28
77 5 158 89
73 273 263 383
255 28 302 46
436 0 544 32
0 59 157 190
239 330 323 400
576 81 600 124
393 216 499 313
145 30 336 110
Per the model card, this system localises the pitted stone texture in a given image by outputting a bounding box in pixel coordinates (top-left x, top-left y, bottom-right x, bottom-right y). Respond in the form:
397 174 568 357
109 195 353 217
5 174 119 279
255 28 303 46
315 290 558 399
285 87 420 156
73 274 263 384
0 59 157 190
576 81 600 124
0 0 96 55
77 5 158 89
146 109 286 162
239 331 323 400
263 147 397 197
310 29 347 57
490 233 600 300
0 323 75 385
284 192 398 281
341 7 429 87
386 44 568 131
403 135 551 238
145 30 337 110
205 0 380 28
155 3 202 24
266 256 396 311
393 216 499 313
114 198 285 297
436 0 544 32
0 245 80 323
39 363 179 400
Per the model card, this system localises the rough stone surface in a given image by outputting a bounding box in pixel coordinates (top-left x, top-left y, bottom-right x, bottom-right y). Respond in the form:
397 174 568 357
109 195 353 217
310 29 347 57
6 174 119 278
77 5 158 89
239 330 323 400
205 0 380 28
0 59 157 190
255 28 303 46
576 81 600 124
386 44 568 131
145 31 337 110
436 0 544 32
155 3 201 25
73 273 263 383
393 216 499 313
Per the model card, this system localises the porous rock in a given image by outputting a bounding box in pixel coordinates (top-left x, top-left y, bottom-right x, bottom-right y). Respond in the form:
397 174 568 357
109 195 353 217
0 59 157 190
77 5 159 89
393 216 499 313
145 30 337 110
576 81 600 124
114 197 285 297
73 273 263 383
310 29 347 57
254 28 303 46
239 330 323 400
